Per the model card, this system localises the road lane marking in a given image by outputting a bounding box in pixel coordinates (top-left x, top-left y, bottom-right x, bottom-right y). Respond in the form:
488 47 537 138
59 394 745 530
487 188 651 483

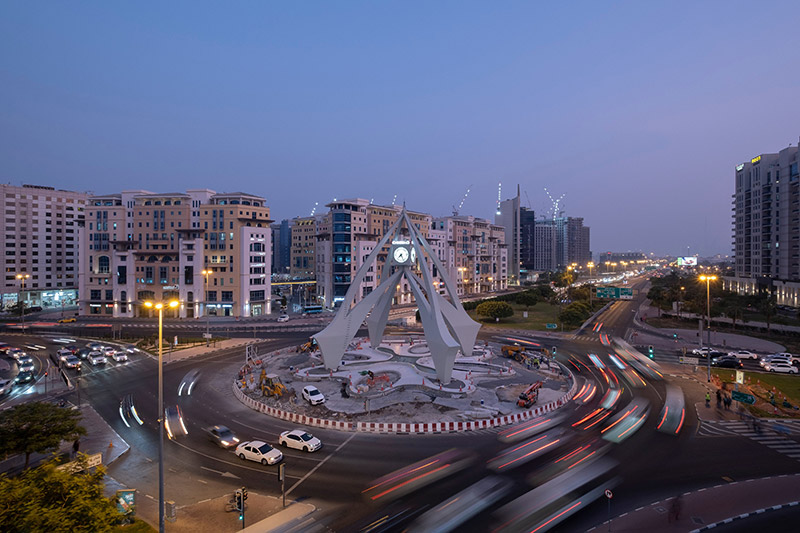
286 432 357 497
171 439 302 478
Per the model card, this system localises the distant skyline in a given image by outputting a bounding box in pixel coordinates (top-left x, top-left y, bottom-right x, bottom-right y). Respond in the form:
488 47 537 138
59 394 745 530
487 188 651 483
2 1 800 257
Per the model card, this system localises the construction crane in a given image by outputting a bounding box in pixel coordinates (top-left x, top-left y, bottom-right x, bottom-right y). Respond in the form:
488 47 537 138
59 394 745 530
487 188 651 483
309 202 319 216
452 185 473 216
544 188 566 221
496 182 502 215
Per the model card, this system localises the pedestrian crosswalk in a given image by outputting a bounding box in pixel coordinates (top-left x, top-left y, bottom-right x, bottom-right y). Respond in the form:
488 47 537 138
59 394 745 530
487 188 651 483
698 419 800 461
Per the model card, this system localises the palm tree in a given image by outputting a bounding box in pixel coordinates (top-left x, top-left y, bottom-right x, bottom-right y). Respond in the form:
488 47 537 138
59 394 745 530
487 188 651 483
760 295 777 333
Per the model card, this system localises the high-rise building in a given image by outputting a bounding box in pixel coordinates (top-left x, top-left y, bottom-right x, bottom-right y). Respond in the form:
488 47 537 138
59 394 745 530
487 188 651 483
271 219 291 275
289 215 320 279
1 184 87 312
495 186 522 284
78 189 272 318
726 140 800 304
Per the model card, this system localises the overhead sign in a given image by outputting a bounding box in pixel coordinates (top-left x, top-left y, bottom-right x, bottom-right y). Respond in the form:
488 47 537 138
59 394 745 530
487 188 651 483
595 287 634 300
731 391 756 405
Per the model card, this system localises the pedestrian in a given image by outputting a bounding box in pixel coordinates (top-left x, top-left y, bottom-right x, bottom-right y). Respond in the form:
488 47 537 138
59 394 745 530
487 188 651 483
716 389 722 408
705 392 710 407
72 439 80 458
725 395 732 410
669 494 683 522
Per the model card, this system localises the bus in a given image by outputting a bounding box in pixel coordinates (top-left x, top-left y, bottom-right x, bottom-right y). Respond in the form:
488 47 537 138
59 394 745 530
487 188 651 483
302 305 323 315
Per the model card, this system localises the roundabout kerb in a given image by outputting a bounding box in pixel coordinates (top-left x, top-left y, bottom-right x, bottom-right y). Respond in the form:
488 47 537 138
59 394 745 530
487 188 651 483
232 337 578 434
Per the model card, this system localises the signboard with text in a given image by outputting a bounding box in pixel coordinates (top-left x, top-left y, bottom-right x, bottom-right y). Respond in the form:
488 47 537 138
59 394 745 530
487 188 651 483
731 391 756 405
595 287 635 300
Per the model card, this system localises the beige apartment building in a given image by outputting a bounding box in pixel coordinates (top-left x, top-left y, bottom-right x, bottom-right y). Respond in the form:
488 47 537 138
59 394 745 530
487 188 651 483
78 189 272 318
1 184 87 312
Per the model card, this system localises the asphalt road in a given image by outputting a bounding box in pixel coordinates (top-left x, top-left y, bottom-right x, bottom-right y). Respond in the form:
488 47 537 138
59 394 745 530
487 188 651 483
3 280 800 532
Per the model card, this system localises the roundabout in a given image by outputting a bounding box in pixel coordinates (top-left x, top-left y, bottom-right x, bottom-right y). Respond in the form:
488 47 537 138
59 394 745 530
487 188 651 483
234 335 576 433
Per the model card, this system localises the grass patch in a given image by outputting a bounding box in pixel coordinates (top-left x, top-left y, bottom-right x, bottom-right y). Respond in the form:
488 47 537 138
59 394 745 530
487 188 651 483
712 368 800 415
112 519 157 533
466 301 604 331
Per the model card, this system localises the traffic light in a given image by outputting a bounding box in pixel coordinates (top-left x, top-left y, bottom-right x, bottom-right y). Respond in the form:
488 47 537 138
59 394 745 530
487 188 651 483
241 487 248 501
234 489 243 512
552 346 557 356
648 345 654 359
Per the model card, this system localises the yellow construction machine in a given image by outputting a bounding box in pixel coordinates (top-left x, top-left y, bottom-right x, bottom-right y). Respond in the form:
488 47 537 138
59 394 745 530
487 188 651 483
259 370 287 398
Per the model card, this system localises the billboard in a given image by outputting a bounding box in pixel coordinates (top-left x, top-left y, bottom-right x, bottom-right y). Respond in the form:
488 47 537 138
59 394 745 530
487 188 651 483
677 256 697 266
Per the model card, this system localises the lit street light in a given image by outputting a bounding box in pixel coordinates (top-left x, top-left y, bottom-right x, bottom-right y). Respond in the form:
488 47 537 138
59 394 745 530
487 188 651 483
699 274 717 382
16 273 30 333
144 298 180 533
202 269 212 347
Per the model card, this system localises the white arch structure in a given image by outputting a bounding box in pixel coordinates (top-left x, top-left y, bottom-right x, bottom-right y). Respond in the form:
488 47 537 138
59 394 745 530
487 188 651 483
312 208 481 384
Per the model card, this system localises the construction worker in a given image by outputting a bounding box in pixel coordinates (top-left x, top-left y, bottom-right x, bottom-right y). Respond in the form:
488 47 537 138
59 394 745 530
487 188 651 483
705 392 711 408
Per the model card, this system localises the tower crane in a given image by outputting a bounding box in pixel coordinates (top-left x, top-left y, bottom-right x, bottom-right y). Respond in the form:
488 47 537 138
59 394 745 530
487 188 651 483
452 185 473 216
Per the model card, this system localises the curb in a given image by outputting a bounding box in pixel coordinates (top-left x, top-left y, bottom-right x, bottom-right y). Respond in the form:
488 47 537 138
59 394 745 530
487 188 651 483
689 501 800 532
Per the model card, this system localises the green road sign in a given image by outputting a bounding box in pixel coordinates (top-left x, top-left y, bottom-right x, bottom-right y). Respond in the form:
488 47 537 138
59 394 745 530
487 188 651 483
619 288 633 300
546 323 558 329
731 391 756 405
596 287 634 300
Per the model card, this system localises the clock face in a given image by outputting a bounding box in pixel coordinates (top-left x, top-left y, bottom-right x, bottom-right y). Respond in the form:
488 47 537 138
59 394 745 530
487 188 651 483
393 247 410 264
410 247 416 263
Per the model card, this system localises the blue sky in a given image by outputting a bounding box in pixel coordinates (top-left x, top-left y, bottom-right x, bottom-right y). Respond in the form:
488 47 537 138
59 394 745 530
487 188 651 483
2 1 799 257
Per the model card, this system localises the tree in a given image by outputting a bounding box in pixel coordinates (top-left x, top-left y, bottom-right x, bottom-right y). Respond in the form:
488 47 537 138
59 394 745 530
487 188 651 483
759 295 777 332
515 292 538 309
475 301 514 320
0 455 121 532
0 402 86 468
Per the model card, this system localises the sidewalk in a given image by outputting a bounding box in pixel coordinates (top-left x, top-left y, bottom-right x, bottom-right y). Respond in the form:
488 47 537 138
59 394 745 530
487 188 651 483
142 338 268 364
588 473 800 532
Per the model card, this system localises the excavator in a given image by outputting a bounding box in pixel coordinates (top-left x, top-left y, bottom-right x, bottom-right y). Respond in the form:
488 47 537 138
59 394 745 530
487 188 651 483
517 381 542 408
501 345 540 366
259 369 287 398
298 338 318 353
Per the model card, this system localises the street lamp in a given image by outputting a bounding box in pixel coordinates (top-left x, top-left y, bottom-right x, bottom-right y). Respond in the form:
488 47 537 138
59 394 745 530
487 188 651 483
587 262 594 279
699 275 717 382
16 273 30 333
143 298 180 533
679 286 685 318
202 269 212 347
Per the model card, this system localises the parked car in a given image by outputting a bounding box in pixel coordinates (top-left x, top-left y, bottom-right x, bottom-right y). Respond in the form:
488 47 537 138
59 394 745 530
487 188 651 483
58 317 76 323
760 355 792 368
711 356 743 369
765 362 799 374
64 355 82 369
728 350 759 360
0 378 13 395
235 440 283 465
15 370 35 384
279 429 322 452
277 314 290 323
302 385 325 405
205 425 240 448
88 352 107 366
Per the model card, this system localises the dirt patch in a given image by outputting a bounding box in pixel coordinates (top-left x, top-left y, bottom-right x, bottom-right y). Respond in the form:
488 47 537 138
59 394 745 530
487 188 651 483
496 384 534 402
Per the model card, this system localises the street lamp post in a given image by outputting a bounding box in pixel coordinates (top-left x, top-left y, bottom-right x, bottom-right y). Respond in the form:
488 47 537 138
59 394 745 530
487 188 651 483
699 275 717 382
202 270 212 347
587 262 594 279
144 299 180 533
16 273 30 333
679 286 685 318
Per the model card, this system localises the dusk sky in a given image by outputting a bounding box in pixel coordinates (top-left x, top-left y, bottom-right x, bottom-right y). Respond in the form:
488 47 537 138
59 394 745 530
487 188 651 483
2 1 799 257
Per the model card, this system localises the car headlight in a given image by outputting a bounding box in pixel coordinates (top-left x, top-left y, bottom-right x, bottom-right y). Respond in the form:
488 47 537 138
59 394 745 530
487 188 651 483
221 440 229 446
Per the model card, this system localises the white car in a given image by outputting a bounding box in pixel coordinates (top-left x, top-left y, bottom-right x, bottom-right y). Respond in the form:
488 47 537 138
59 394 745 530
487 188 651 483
728 350 758 360
279 429 322 452
64 355 82 369
235 440 283 465
112 351 128 362
0 378 13 396
18 357 35 373
765 362 799 374
88 352 107 365
124 344 139 354
102 346 117 358
57 349 72 362
8 348 26 361
302 385 325 405
277 314 290 323
760 355 791 368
